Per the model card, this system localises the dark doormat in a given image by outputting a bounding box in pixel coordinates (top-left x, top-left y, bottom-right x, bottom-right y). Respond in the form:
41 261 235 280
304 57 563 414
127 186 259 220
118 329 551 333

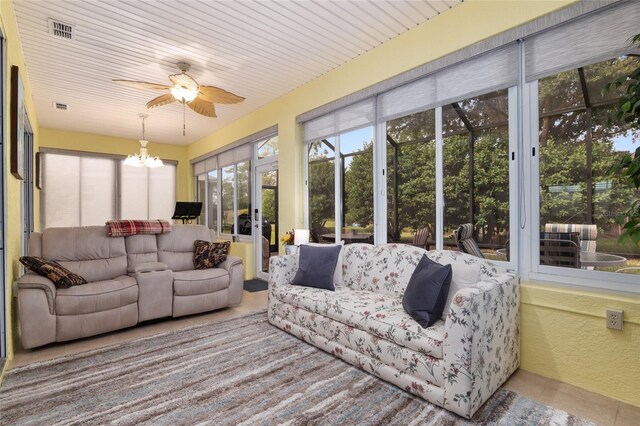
244 279 268 292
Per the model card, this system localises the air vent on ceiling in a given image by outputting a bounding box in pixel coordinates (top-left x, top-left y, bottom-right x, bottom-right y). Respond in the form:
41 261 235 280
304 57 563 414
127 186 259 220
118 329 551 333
52 102 69 111
48 18 75 40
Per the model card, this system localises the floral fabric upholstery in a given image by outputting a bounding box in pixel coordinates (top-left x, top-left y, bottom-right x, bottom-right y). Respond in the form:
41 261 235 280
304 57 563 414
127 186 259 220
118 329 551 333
271 284 444 358
269 299 445 387
267 245 520 419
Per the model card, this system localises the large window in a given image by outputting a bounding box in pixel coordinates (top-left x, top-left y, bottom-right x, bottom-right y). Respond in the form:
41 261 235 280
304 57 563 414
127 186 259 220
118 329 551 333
42 152 176 228
307 127 374 244
194 135 275 238
303 3 640 291
537 56 640 273
308 139 335 238
386 109 436 244
443 90 510 256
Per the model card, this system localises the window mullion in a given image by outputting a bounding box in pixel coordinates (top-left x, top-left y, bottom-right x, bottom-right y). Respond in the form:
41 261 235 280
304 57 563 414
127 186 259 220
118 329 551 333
435 106 443 250
334 136 342 240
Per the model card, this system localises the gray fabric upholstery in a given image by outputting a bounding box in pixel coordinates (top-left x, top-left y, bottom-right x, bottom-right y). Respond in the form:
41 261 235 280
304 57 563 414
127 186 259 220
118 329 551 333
56 303 138 342
127 262 168 274
157 224 212 272
28 232 43 257
18 224 244 348
42 226 128 282
173 269 229 296
125 234 159 265
55 276 138 316
216 256 244 305
17 287 56 349
135 270 174 322
173 289 229 317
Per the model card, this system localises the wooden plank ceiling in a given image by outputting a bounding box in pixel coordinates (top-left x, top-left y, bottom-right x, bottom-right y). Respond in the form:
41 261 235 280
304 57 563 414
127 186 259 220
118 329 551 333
13 0 462 145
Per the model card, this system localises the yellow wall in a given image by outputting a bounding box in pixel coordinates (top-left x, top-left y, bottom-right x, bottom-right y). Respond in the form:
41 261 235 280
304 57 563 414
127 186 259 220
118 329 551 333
39 128 190 201
521 283 640 407
183 0 640 407
2 0 41 360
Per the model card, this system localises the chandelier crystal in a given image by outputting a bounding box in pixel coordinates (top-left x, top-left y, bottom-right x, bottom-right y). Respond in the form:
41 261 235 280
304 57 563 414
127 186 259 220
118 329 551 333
124 114 164 168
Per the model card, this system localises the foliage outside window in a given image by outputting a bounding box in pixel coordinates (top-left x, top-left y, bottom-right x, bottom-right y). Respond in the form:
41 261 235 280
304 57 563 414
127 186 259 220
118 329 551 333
538 55 640 271
386 109 436 243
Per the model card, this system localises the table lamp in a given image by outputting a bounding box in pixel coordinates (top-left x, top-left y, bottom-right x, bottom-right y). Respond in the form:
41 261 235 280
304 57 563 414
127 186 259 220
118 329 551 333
294 229 310 246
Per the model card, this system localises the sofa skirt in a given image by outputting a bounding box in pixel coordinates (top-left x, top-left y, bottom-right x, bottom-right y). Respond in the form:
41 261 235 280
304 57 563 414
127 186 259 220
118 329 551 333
268 300 445 408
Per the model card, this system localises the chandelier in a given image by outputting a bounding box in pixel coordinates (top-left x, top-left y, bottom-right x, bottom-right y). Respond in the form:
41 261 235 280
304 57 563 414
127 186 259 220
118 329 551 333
124 114 163 168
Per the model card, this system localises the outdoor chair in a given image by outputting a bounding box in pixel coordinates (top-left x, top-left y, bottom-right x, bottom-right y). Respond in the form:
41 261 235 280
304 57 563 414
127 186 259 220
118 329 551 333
409 227 430 250
540 231 581 268
544 223 597 252
454 223 485 258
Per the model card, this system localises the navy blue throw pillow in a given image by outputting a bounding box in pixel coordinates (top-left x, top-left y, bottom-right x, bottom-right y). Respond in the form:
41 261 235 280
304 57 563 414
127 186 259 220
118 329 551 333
291 244 342 291
402 255 452 328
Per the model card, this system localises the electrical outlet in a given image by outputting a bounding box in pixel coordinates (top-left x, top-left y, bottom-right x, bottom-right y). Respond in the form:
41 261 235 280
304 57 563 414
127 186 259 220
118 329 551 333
606 309 624 331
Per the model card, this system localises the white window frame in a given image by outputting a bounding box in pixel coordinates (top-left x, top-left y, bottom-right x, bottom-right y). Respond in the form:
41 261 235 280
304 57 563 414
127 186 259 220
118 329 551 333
525 81 639 293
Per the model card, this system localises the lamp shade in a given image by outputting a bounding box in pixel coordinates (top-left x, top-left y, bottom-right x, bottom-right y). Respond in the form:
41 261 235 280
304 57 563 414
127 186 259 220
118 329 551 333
294 229 310 246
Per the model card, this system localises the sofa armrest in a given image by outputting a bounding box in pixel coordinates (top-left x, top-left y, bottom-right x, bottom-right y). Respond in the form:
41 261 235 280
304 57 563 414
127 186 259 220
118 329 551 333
127 262 168 274
17 272 57 315
215 255 244 305
442 271 520 419
268 254 298 290
216 255 242 273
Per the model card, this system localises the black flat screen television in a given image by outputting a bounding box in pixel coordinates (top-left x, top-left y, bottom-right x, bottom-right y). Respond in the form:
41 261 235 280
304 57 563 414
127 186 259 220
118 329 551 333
172 202 203 223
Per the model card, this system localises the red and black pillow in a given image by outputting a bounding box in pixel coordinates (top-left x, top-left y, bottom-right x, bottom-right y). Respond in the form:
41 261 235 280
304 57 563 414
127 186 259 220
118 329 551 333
193 240 231 269
19 256 87 289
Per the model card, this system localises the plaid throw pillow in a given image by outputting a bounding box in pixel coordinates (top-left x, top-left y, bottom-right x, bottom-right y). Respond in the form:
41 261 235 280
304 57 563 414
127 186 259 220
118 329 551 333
19 256 87 289
193 240 231 269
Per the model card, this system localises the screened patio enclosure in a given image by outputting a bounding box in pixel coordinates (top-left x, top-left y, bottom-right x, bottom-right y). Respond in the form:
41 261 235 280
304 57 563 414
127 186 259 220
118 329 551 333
307 54 639 266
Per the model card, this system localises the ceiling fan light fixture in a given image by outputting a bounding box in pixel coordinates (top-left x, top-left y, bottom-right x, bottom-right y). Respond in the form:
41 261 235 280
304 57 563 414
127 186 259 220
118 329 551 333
170 85 198 103
124 114 164 168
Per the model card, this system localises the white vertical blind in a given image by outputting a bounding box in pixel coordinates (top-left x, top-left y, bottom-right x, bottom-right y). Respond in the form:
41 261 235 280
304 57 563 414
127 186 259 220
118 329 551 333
303 98 376 143
43 154 80 228
80 157 115 226
43 152 177 227
524 1 640 81
120 165 149 219
149 164 176 220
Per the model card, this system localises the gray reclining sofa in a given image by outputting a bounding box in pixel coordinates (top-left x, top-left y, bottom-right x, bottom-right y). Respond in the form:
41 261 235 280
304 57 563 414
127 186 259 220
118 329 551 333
16 224 243 349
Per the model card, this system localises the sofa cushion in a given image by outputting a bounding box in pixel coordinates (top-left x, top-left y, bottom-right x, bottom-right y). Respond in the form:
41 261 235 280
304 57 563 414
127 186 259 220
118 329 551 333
157 225 213 272
291 244 342 291
19 256 87 289
41 226 128 282
342 244 425 298
402 255 452 328
193 240 230 269
428 251 486 318
306 241 345 286
272 285 444 358
55 275 138 316
125 234 159 266
173 269 229 296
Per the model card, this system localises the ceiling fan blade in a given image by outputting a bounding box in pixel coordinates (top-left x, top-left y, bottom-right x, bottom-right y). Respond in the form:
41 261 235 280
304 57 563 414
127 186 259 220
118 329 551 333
169 73 198 90
188 97 217 117
198 86 245 104
146 93 177 109
112 79 170 91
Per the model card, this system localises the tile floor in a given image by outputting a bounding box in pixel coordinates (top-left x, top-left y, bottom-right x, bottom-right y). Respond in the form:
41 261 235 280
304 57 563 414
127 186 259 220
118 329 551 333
7 289 639 426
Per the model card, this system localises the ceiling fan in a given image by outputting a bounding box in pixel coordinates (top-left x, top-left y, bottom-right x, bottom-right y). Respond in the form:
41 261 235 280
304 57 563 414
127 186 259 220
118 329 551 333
113 62 244 134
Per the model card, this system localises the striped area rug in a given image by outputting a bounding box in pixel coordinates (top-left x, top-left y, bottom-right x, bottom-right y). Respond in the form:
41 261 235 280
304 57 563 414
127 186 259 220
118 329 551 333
0 312 592 425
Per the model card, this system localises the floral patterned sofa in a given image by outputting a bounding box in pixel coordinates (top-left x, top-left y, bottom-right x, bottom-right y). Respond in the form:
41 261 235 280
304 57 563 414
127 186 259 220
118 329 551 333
268 244 519 419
